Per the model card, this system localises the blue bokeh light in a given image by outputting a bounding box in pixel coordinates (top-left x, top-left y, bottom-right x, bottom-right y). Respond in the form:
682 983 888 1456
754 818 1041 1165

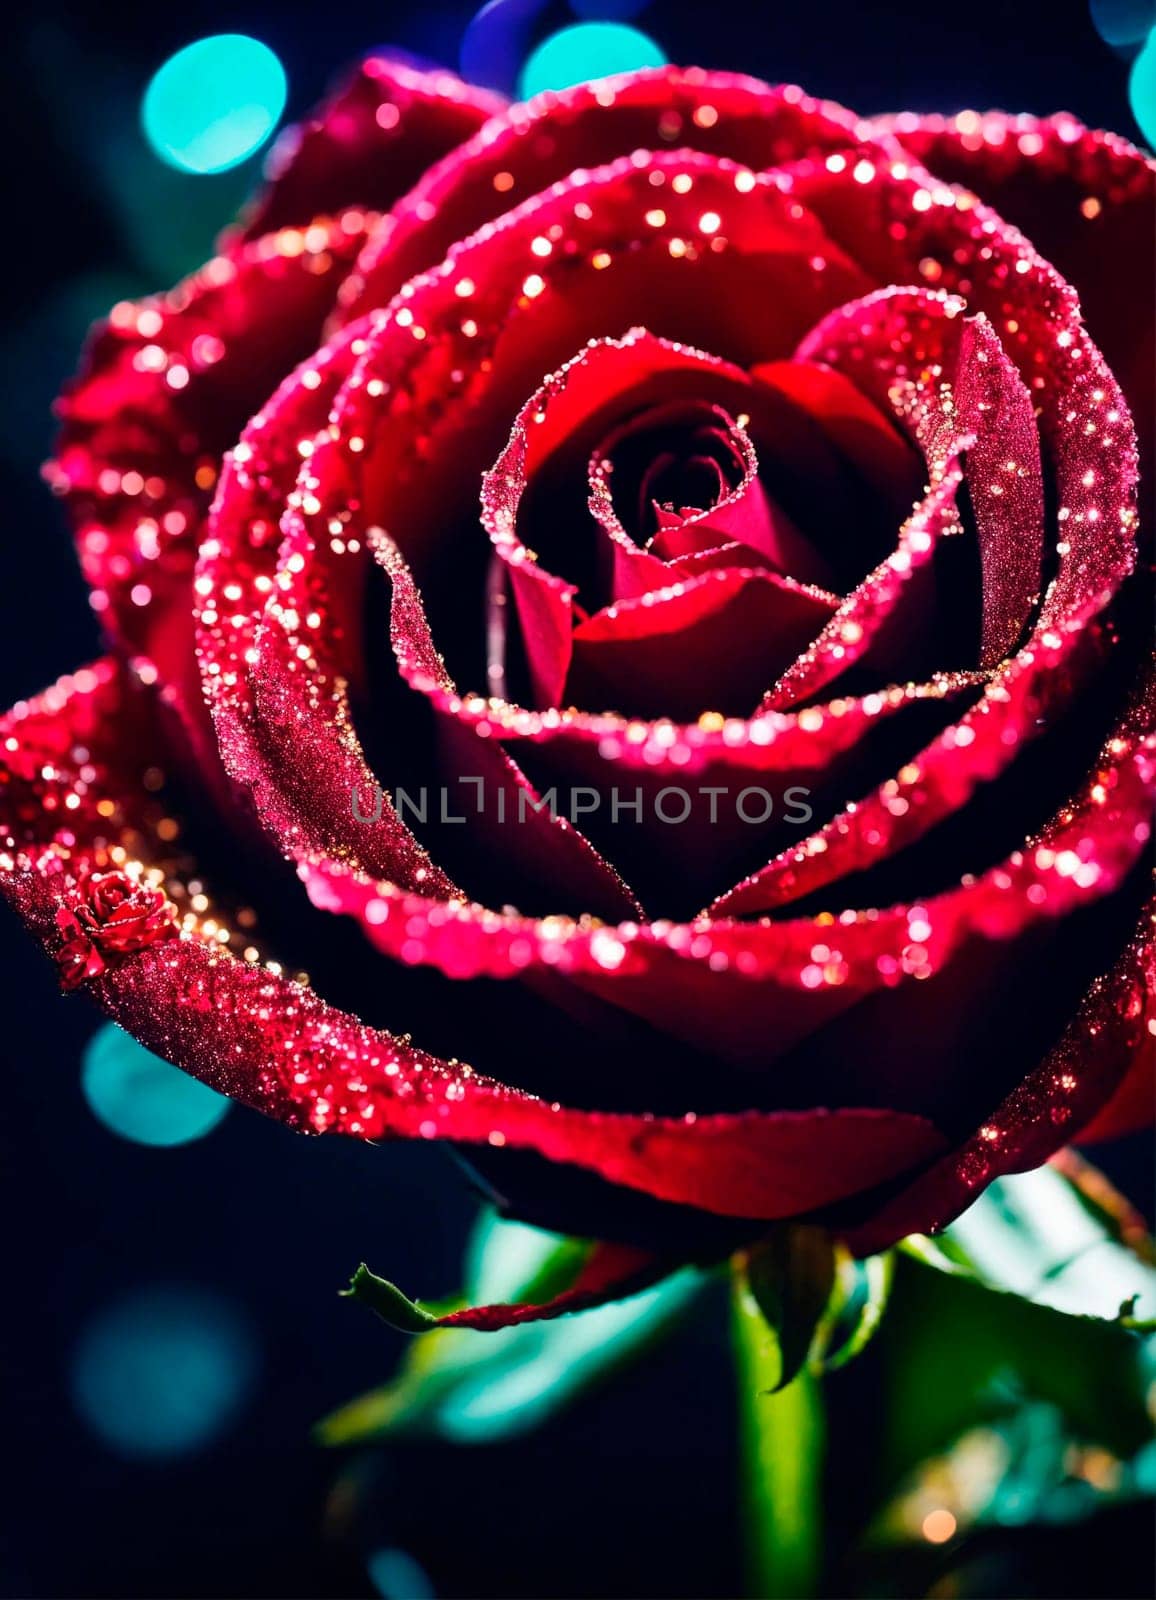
367 1548 436 1600
82 1023 230 1147
1129 28 1156 146
71 1286 257 1457
1090 0 1156 49
517 21 667 98
142 34 287 175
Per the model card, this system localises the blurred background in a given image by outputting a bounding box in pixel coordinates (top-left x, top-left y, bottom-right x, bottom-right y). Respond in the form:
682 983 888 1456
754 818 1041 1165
0 0 1152 1595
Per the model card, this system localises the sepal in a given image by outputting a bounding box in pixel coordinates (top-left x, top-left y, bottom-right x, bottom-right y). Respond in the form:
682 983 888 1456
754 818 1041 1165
735 1227 896 1387
737 1226 836 1392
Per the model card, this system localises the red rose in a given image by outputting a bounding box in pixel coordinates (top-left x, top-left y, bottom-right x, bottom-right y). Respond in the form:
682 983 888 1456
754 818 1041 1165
54 869 178 989
3 64 1153 1313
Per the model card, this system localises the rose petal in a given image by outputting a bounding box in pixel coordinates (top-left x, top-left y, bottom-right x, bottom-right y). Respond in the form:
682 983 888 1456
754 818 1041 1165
364 519 978 915
1074 1027 1156 1145
433 1242 673 1331
758 291 1044 715
0 661 946 1223
207 346 975 905
346 149 873 573
873 109 1155 493
293 681 1153 1078
480 331 762 700
196 322 456 900
51 211 376 765
567 568 838 720
588 399 777 563
241 56 503 239
217 137 1139 943
749 357 923 543
339 69 863 324
215 404 643 919
784 145 1137 622
795 290 1045 672
844 901 1154 1254
707 142 1141 911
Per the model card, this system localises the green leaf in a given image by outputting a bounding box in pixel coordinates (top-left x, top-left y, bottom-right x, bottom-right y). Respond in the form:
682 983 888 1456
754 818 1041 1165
885 1253 1153 1481
337 1214 590 1338
319 1212 706 1446
882 1167 1156 1485
940 1166 1156 1323
733 1273 825 1598
340 1263 441 1334
741 1226 836 1392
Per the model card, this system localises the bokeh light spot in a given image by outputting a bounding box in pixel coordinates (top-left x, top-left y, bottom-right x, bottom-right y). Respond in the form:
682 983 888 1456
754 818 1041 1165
1129 28 1156 147
142 34 287 174
1090 0 1156 49
71 1286 257 1457
517 22 667 98
82 1023 230 1146
921 1507 958 1543
367 1548 436 1600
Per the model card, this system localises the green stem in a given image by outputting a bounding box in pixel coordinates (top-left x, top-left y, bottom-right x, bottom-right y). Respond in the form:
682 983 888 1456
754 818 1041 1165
733 1277 826 1598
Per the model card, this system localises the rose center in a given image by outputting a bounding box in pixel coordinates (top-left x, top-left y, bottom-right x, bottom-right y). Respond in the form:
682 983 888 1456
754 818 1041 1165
598 400 748 546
